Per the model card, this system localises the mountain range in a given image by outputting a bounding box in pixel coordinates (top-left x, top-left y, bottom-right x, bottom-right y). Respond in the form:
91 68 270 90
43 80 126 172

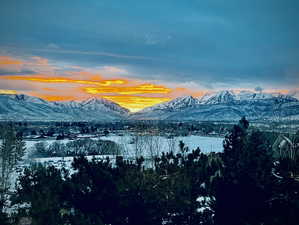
0 90 299 121
130 90 299 121
0 94 128 121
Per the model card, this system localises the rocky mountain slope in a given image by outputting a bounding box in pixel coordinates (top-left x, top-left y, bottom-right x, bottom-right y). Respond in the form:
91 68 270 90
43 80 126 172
131 91 299 121
0 94 129 121
1 91 299 121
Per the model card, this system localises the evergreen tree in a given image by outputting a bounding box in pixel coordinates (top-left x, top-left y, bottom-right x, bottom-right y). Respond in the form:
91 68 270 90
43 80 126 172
13 164 69 225
67 156 120 225
0 125 26 202
215 117 273 225
0 199 9 225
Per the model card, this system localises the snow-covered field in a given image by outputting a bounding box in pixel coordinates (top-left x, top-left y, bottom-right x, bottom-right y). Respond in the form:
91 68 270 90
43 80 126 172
8 135 224 191
24 135 223 158
100 134 223 157
20 134 224 170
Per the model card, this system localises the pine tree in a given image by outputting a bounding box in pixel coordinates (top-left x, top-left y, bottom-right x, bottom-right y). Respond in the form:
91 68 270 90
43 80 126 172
14 164 68 225
215 117 273 225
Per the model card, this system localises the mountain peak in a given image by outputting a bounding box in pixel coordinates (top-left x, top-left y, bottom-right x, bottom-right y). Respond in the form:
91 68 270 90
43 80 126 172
0 94 129 121
131 90 299 121
11 94 48 104
81 97 129 114
139 95 200 113
170 95 199 104
200 90 235 104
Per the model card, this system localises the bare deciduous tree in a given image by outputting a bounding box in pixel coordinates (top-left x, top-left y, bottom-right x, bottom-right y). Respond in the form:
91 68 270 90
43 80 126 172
166 137 177 153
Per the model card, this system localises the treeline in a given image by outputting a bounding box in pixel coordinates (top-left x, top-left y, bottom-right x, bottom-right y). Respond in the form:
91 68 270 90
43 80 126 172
2 120 232 139
1 118 299 225
31 139 121 158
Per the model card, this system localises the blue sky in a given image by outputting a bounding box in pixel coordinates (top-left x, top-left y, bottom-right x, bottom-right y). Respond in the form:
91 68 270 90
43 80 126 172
0 0 299 105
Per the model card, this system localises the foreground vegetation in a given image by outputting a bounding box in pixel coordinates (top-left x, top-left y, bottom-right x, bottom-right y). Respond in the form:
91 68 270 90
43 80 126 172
1 118 299 225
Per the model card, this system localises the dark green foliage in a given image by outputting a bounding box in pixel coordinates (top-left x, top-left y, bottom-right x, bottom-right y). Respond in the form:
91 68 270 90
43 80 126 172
215 118 274 225
5 118 299 225
12 149 220 225
263 177 299 225
13 165 68 225
67 156 119 225
0 199 9 225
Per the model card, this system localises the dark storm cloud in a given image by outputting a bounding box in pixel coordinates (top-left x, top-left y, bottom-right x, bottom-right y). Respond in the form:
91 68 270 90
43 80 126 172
0 0 298 89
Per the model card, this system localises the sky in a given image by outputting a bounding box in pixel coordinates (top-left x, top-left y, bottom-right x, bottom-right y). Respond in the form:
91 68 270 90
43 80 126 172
0 0 299 111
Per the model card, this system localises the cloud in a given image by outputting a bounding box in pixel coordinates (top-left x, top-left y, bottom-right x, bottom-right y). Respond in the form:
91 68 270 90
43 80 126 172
0 56 184 111
0 69 37 75
102 95 171 112
0 89 18 94
254 86 263 92
1 49 297 111
47 43 60 49
101 66 128 75
0 0 298 91
0 75 128 86
29 48 155 60
82 83 171 95
0 55 57 75
0 79 38 91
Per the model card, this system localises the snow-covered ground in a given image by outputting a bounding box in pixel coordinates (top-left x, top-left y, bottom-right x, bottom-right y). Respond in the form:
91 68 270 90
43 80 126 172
25 135 223 158
20 134 224 168
18 134 224 170
100 134 224 157
8 134 224 193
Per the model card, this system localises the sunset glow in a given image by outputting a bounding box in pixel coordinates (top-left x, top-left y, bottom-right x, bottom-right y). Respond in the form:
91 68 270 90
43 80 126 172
0 56 183 111
82 84 171 95
0 56 23 65
0 52 297 112
102 95 171 112
0 89 18 94
0 75 127 86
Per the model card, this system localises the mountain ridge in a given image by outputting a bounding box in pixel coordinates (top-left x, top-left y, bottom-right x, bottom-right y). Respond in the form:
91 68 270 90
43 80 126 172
131 90 299 121
0 94 129 121
1 90 299 121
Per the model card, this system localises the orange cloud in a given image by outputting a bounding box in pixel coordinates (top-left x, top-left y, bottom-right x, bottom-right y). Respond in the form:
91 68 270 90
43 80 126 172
0 73 199 111
0 56 23 65
83 83 171 95
0 75 127 86
29 93 78 102
27 89 170 111
0 56 24 71
171 87 206 98
42 87 57 91
102 95 171 112
0 55 58 75
0 55 203 112
0 89 18 94
30 56 49 65
264 89 289 94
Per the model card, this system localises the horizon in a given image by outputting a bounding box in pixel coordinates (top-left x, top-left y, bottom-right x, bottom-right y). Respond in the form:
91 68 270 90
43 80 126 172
1 1 299 112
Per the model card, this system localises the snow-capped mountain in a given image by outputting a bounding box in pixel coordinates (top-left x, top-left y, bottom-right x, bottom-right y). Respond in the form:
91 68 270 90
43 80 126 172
0 94 129 121
80 97 129 114
200 90 235 104
141 96 201 113
1 91 299 122
131 90 299 121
